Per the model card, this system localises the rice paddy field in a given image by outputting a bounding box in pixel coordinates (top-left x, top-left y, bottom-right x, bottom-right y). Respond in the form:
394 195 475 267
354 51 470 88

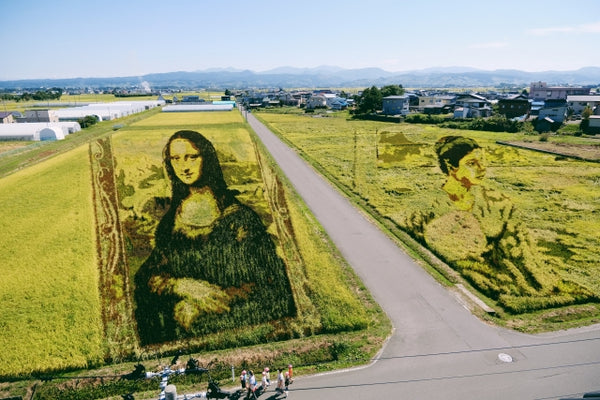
0 146 103 375
0 107 387 387
255 109 600 330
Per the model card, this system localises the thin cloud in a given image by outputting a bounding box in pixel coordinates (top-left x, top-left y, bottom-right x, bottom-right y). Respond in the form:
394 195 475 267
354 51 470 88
528 21 600 36
468 41 508 49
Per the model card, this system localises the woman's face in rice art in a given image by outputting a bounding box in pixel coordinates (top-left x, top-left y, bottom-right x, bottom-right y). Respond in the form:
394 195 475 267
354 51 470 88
169 138 203 185
452 147 486 186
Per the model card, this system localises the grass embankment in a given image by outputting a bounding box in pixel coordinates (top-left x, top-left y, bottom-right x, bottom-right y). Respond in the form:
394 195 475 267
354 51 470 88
255 108 600 332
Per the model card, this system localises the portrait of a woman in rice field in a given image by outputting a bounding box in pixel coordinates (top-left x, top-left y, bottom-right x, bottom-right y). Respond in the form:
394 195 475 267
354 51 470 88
134 130 296 345
404 135 591 313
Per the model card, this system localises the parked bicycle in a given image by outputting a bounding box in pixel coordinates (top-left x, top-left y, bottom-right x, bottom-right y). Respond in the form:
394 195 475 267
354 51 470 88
121 355 234 400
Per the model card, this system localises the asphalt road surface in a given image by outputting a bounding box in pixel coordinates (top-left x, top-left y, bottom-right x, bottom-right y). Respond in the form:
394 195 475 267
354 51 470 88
244 109 600 400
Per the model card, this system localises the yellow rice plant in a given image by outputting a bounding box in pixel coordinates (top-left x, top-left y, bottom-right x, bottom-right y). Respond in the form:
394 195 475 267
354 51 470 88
0 146 102 376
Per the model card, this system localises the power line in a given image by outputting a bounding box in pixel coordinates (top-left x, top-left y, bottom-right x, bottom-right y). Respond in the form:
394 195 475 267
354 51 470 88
286 360 600 392
373 336 600 362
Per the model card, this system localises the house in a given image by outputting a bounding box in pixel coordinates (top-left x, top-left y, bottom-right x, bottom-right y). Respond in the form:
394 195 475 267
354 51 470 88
305 95 327 109
538 99 568 123
566 95 600 116
535 117 555 133
454 93 492 118
530 100 545 116
423 104 452 115
329 97 348 110
529 81 590 101
497 94 531 119
417 95 455 112
382 95 410 116
0 111 15 124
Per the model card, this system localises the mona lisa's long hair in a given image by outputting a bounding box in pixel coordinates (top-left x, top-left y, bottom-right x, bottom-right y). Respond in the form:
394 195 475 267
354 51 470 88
154 130 238 245
163 130 236 209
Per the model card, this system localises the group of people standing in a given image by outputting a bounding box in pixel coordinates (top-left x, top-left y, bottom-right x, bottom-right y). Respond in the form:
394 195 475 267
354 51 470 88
240 365 293 398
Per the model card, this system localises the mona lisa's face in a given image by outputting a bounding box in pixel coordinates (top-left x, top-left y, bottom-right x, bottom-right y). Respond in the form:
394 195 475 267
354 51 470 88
452 148 486 186
170 138 203 185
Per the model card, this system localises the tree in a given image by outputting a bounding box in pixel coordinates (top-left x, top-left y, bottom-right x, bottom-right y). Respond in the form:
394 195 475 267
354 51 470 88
580 106 594 134
582 106 593 120
380 84 405 97
356 86 382 114
78 115 99 128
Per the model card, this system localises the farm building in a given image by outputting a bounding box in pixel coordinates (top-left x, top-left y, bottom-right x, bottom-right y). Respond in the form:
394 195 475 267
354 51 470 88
162 104 233 112
54 100 165 121
25 109 59 123
0 122 81 141
0 111 15 124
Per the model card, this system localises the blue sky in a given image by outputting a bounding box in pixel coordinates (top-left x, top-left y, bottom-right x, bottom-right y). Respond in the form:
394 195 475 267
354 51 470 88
1 0 599 80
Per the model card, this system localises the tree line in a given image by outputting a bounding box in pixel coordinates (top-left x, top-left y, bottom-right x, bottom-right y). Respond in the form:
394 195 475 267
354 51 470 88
1 88 63 102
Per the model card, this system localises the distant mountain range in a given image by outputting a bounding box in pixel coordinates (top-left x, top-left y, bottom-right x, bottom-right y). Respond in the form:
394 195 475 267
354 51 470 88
1 66 599 90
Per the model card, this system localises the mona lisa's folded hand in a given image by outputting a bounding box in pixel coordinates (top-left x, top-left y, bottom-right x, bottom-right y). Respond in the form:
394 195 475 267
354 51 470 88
147 274 177 295
171 278 231 329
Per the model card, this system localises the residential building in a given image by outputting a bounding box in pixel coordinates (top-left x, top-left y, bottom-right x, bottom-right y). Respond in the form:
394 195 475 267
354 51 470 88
535 117 556 133
382 95 410 115
305 95 327 109
530 100 545 116
417 95 455 112
529 81 590 101
454 93 492 118
566 95 600 116
538 99 568 123
497 94 531 118
328 97 348 110
315 93 348 110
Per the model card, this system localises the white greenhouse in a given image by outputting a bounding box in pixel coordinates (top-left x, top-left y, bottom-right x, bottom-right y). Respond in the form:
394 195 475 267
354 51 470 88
162 104 233 112
54 100 165 121
0 122 81 141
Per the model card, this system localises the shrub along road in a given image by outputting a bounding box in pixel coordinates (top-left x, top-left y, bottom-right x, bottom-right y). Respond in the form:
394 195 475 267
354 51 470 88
245 109 600 400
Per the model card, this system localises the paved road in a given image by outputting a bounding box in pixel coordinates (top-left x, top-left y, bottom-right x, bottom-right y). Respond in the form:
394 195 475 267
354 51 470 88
244 110 600 400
